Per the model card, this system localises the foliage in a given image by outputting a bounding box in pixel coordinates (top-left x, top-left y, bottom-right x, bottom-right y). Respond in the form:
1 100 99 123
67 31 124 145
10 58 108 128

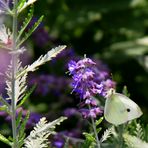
0 0 67 147
24 116 67 148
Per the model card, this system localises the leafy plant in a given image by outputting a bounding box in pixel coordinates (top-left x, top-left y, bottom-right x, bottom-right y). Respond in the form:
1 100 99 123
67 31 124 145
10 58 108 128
0 0 67 147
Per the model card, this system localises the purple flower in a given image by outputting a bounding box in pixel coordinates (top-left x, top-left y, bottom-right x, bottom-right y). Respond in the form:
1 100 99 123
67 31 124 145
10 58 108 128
85 98 97 106
68 60 77 74
68 57 116 118
0 111 7 117
79 107 103 118
53 140 64 148
101 79 116 96
52 133 65 148
68 58 103 99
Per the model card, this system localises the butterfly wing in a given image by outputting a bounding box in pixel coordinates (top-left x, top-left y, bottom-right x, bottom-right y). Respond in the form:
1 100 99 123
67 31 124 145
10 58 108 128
115 93 143 121
104 94 128 126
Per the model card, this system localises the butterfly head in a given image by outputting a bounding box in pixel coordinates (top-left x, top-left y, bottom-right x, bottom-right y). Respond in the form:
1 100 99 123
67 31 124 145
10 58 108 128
105 88 116 99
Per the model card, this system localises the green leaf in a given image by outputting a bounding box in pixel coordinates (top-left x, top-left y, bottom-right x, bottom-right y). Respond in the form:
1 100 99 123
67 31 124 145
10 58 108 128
96 127 102 134
18 133 26 148
81 140 92 148
0 105 7 111
0 133 12 146
17 85 36 108
0 105 11 115
16 0 26 12
18 0 37 13
0 96 10 114
17 15 44 47
83 132 95 142
16 5 34 42
18 111 30 140
16 110 23 128
95 117 103 126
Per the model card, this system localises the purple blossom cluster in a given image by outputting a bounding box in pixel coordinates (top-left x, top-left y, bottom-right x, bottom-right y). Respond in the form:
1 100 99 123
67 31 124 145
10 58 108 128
68 57 116 118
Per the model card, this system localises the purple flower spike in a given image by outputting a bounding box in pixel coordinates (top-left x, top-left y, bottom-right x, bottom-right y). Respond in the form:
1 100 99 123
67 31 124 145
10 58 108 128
68 57 104 99
68 57 116 119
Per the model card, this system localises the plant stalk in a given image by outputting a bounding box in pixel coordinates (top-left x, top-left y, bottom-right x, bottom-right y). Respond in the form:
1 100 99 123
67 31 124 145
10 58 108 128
117 125 124 148
89 105 101 148
11 0 18 147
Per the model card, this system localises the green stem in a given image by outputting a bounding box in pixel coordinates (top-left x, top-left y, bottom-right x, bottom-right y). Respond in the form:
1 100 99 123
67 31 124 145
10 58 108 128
117 125 124 148
11 0 18 147
88 105 101 148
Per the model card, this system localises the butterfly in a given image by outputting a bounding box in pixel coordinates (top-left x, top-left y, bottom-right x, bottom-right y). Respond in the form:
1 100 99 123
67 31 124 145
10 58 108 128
104 88 143 126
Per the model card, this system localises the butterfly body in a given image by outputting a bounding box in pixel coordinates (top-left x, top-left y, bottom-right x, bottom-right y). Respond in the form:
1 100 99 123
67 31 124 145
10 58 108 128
104 89 143 126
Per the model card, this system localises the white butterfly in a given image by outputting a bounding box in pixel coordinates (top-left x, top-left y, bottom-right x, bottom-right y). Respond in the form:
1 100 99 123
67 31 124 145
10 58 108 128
104 89 143 126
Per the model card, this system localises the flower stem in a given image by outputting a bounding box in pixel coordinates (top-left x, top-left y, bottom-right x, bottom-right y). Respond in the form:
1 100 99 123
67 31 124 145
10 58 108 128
11 0 18 147
88 105 101 148
117 125 124 148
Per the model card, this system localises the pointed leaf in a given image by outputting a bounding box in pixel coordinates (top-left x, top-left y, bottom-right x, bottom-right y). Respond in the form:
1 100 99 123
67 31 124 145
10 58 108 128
83 132 95 142
0 133 12 146
18 133 26 148
17 45 66 78
18 111 30 139
95 117 103 126
18 0 37 13
0 96 10 110
16 0 26 12
17 85 36 108
16 5 34 42
17 15 44 47
26 45 66 72
16 110 23 128
96 127 102 134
